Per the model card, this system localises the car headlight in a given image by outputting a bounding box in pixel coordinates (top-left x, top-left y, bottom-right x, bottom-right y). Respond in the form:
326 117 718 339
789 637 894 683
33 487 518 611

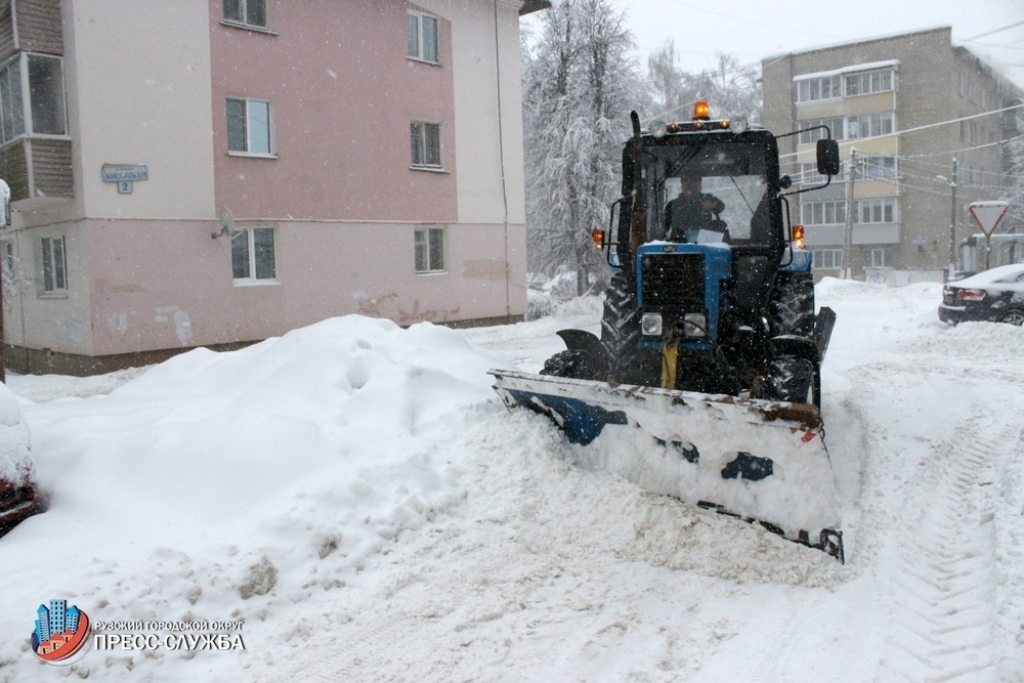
684 313 706 337
641 313 663 336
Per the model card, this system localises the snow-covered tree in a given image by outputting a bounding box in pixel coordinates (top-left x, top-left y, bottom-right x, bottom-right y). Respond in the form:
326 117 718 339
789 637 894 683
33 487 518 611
1003 102 1024 234
522 0 639 295
645 40 760 123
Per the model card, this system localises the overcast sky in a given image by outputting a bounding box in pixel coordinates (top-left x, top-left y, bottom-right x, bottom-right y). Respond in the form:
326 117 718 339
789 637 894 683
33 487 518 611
527 0 1024 90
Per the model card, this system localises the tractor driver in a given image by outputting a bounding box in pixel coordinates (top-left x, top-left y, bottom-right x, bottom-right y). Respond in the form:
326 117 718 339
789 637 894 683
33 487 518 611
664 173 726 242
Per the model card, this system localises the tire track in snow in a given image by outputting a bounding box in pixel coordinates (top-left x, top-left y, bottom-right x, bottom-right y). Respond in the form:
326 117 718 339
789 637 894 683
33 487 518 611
874 409 1024 682
993 420 1024 680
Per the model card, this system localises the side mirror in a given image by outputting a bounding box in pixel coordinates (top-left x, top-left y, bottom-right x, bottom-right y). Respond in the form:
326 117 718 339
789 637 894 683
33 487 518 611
816 139 841 177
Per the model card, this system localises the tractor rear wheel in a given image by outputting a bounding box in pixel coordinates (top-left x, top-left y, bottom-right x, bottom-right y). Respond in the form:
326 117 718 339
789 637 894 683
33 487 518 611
770 271 815 337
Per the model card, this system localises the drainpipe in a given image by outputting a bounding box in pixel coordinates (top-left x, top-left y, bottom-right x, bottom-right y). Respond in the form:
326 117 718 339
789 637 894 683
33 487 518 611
494 1 512 321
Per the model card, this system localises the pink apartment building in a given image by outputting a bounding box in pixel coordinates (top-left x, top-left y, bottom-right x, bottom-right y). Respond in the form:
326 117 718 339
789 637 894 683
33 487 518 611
0 0 546 374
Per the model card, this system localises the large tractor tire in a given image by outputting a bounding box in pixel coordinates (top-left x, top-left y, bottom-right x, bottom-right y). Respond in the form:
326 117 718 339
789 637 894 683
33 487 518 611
765 355 818 406
599 272 658 385
767 271 820 405
770 271 815 337
600 272 639 355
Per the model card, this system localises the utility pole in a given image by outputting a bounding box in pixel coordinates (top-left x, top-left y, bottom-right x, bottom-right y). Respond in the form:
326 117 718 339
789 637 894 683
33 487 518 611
948 155 958 278
842 148 857 279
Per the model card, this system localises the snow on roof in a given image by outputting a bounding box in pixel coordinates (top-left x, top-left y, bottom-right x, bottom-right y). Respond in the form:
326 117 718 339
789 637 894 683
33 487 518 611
763 24 952 65
792 60 901 83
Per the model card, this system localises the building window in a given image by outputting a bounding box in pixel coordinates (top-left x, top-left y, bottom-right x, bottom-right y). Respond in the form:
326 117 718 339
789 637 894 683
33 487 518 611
853 198 898 224
227 97 274 155
863 247 892 268
0 53 67 143
798 117 845 143
41 235 67 293
231 228 276 281
415 227 445 273
796 75 842 103
801 201 847 226
856 156 898 179
223 0 267 29
812 249 843 269
410 121 442 168
407 12 440 63
848 111 895 139
844 68 895 96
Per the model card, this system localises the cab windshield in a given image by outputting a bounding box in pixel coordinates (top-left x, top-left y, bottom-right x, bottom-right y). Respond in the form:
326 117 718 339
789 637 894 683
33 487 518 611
640 135 776 247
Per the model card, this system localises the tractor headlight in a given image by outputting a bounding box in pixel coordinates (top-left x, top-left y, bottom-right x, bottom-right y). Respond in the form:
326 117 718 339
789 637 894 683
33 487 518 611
641 312 663 336
684 313 706 338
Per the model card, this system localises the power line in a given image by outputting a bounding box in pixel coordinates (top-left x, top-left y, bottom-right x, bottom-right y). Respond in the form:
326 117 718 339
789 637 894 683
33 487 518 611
780 102 1024 160
960 21 1024 42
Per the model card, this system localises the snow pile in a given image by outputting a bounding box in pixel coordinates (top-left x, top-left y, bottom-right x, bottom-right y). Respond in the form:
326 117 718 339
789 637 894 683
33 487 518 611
0 280 1021 682
0 316 514 680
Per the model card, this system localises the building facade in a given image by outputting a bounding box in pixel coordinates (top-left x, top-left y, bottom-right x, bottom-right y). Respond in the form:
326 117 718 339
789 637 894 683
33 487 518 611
762 27 1022 282
0 0 545 374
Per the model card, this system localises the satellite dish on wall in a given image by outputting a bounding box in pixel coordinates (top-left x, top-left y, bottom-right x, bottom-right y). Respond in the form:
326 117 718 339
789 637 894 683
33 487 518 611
212 208 235 239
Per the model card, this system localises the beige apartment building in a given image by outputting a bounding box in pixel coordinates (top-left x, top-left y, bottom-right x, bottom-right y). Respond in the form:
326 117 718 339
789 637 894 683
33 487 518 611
762 27 1023 282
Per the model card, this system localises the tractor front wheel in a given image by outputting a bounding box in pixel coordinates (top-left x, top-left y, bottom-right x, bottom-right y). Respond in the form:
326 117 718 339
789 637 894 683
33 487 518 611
765 355 817 406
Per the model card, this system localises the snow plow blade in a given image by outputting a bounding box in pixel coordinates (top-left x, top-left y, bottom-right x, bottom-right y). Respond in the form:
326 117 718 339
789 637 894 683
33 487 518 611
489 369 843 562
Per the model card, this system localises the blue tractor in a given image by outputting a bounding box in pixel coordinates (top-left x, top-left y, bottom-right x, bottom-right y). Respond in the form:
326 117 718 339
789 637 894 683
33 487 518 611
492 103 846 560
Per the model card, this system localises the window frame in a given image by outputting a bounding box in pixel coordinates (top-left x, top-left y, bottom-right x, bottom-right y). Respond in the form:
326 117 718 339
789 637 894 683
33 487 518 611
856 156 898 180
847 111 896 140
798 117 845 143
864 247 892 268
844 68 895 97
812 249 844 270
410 120 443 169
796 74 842 103
0 52 68 144
800 200 847 226
226 96 275 157
40 235 68 295
853 198 899 224
222 0 269 30
415 227 446 273
407 11 440 64
231 227 278 284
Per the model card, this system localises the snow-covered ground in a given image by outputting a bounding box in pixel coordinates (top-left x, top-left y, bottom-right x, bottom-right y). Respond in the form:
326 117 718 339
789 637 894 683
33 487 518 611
1 277 1022 682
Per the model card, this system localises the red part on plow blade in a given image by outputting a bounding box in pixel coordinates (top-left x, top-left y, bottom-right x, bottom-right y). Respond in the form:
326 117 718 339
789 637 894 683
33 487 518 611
489 369 844 562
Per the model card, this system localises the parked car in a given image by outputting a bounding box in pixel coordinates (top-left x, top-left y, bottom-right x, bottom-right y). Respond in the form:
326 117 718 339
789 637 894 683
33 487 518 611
939 262 1024 326
0 383 38 538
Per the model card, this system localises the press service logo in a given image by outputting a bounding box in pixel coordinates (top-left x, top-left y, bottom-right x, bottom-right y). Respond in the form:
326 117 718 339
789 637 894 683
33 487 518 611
30 599 91 664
